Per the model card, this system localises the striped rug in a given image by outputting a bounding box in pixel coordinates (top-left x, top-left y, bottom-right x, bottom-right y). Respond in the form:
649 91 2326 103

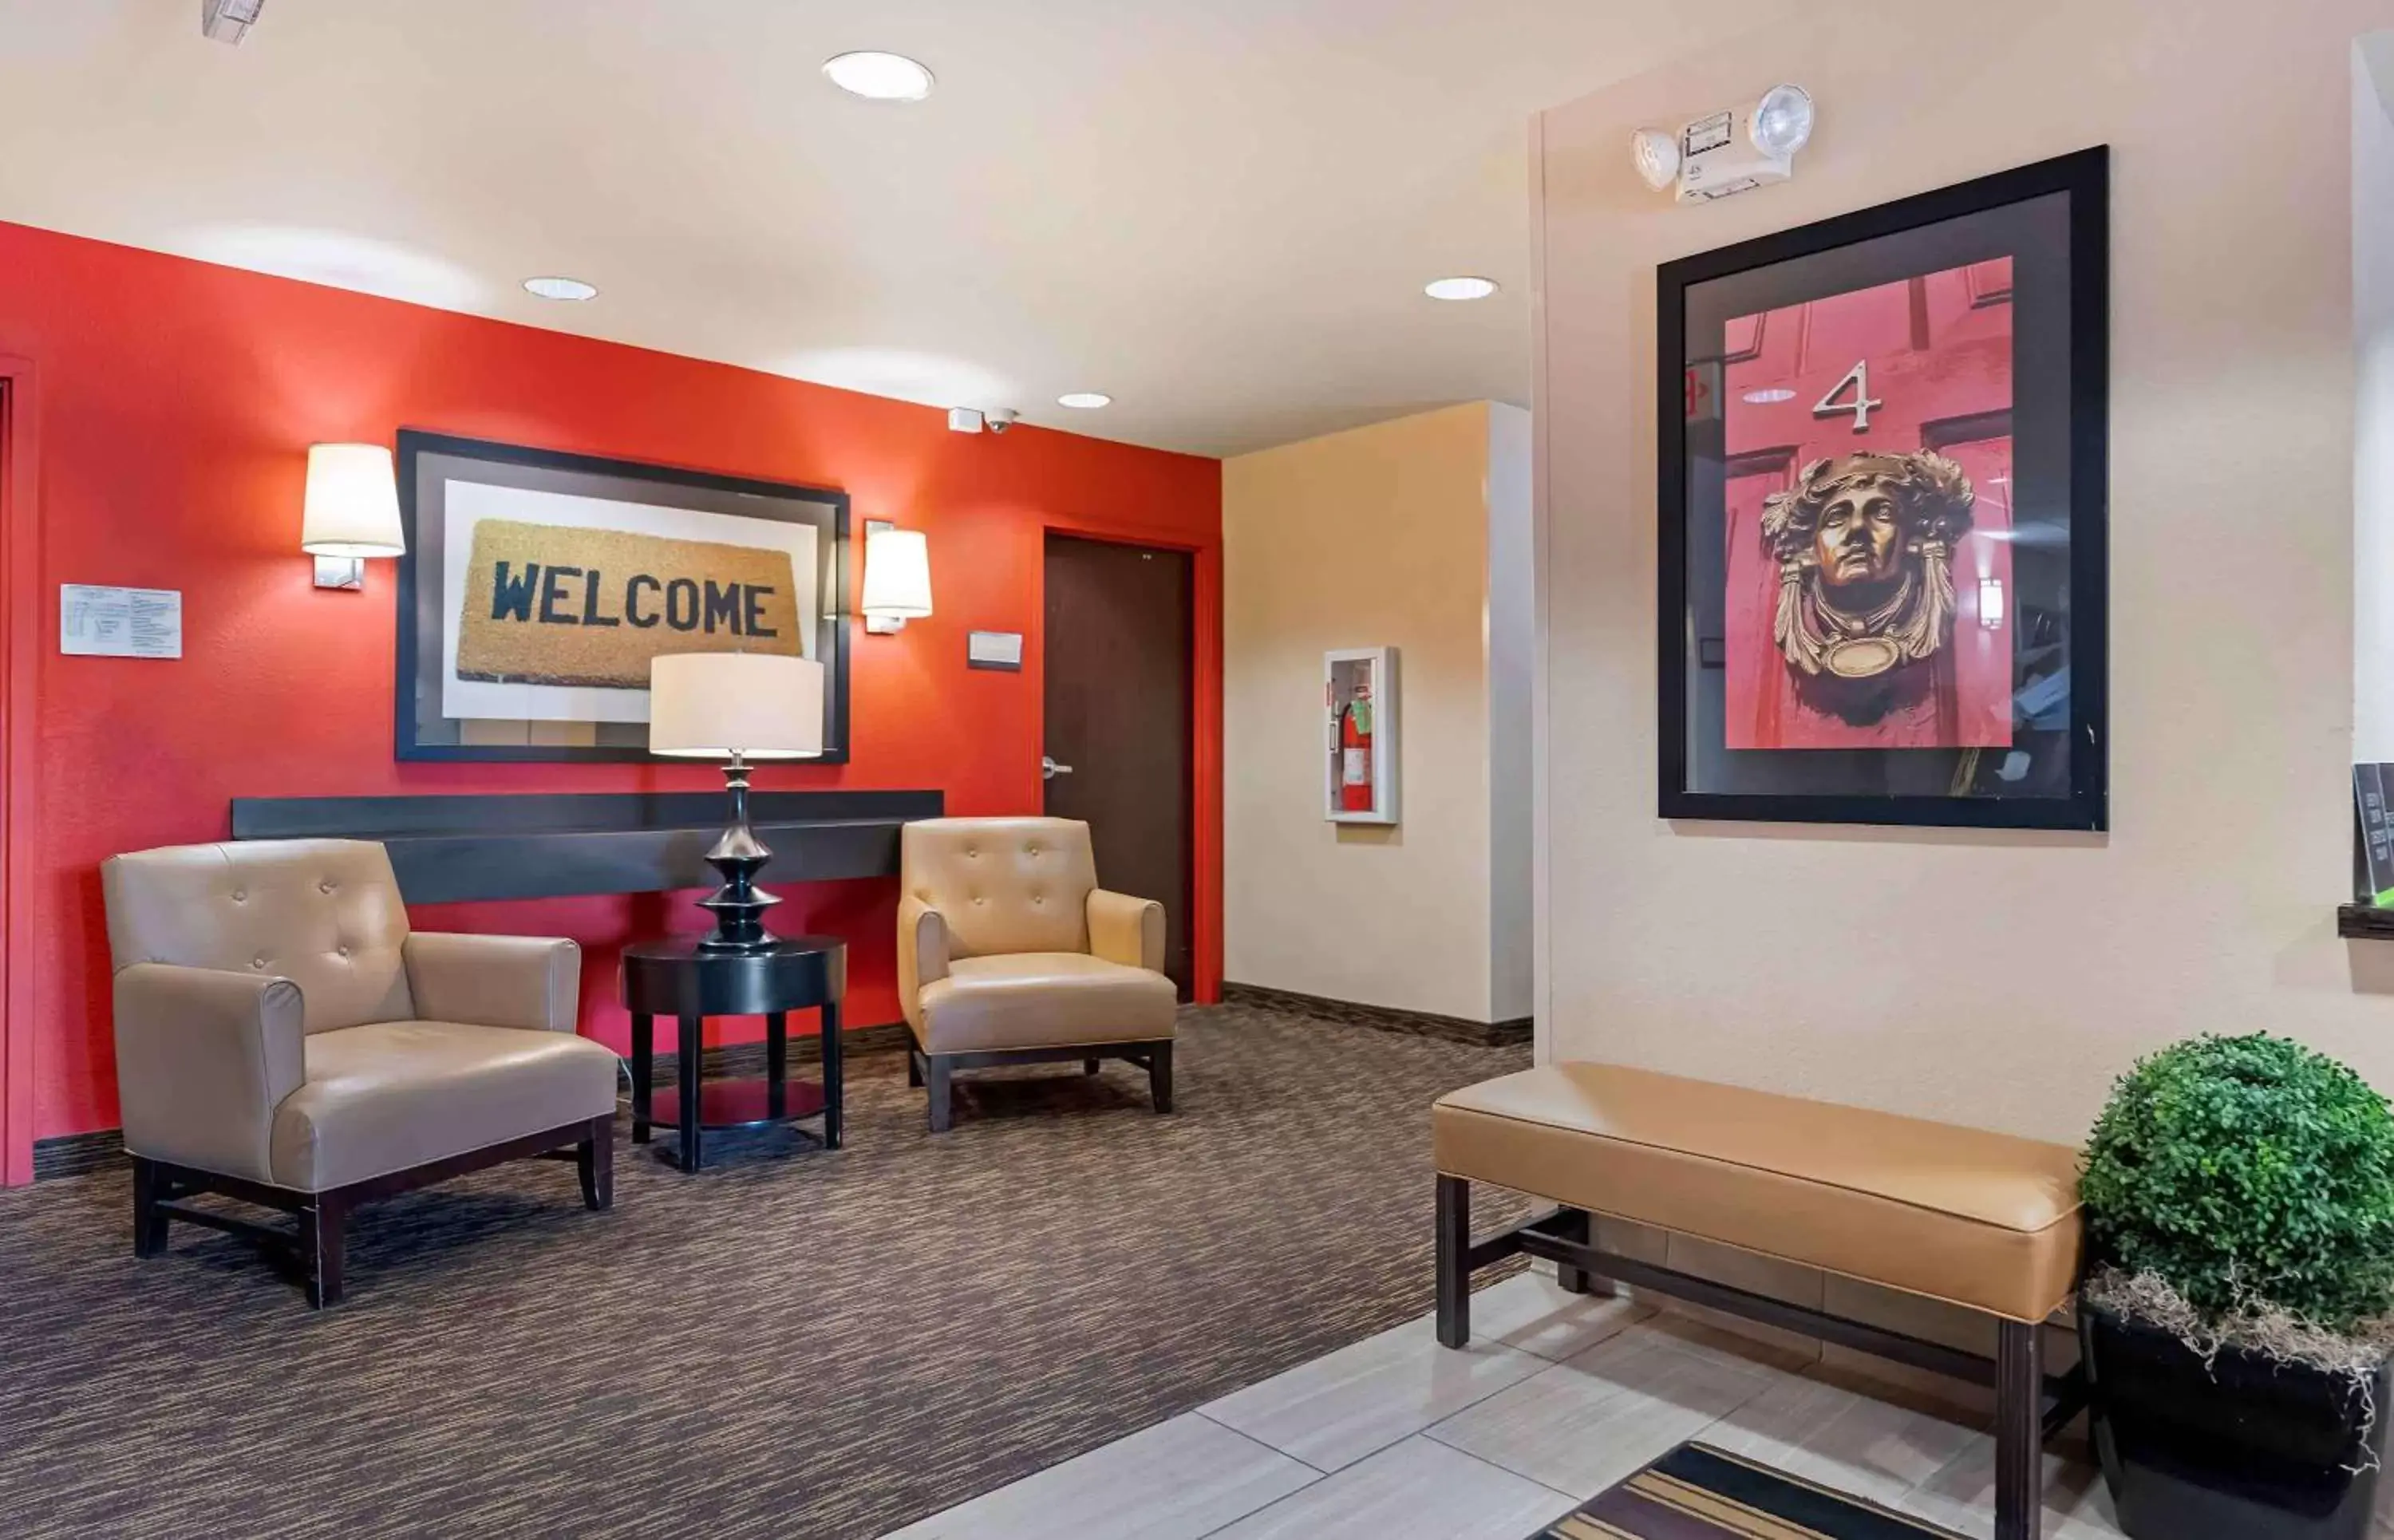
1538 1444 1965 1539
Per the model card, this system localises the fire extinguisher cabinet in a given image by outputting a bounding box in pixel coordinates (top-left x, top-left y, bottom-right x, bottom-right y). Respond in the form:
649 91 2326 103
1324 646 1399 825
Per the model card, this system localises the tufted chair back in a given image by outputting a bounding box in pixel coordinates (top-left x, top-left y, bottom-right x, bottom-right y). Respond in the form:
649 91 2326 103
102 839 415 1034
902 817 1098 960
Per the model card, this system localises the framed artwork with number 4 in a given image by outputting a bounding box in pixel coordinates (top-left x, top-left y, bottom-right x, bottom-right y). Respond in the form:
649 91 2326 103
1657 148 2109 830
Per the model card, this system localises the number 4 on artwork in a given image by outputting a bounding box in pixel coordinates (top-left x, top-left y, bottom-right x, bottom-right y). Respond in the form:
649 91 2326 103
1813 358 1884 432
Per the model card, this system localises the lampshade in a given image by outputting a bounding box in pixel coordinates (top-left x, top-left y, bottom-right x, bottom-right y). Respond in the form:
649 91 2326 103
300 443 406 559
861 527 933 618
648 653 824 759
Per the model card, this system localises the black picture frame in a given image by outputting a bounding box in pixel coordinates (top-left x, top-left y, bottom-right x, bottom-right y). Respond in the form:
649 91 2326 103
393 431 851 763
1657 148 2108 831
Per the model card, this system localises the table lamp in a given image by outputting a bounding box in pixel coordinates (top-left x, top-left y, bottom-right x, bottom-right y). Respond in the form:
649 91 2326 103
648 652 825 952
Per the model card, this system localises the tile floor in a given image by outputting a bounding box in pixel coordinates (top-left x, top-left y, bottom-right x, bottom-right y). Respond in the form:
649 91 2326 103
883 1269 2139 1540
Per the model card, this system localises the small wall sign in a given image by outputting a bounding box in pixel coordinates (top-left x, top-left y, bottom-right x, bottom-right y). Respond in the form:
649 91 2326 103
61 584 182 659
967 630 1024 671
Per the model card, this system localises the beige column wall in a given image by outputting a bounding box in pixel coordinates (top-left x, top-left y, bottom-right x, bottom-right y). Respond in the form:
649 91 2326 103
2357 35 2394 761
1536 0 2394 1143
1225 401 1523 1022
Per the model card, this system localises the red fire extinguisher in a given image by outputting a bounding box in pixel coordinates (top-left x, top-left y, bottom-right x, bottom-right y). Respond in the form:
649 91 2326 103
1339 680 1374 812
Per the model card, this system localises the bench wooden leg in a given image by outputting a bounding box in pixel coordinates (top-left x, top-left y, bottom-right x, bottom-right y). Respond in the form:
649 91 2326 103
1436 1174 1470 1348
1554 1206 1605 1295
1995 1318 2042 1540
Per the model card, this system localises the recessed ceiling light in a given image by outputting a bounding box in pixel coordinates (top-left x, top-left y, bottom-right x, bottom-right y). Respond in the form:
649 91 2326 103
823 50 935 101
1741 388 1796 405
1057 392 1112 410
523 275 598 302
1424 276 1499 302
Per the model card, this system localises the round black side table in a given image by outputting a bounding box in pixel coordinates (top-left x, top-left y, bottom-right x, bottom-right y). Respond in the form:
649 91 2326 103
621 935 846 1171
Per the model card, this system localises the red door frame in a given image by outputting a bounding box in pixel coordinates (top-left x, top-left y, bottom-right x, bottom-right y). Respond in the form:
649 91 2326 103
1035 518 1223 1004
0 358 40 1186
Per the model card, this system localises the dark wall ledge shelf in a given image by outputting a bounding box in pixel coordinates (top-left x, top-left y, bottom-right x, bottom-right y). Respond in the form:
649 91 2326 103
2338 903 2394 940
231 790 942 905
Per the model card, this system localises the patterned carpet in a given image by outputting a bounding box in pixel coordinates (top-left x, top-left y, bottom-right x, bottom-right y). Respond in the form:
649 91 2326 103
0 1003 1529 1540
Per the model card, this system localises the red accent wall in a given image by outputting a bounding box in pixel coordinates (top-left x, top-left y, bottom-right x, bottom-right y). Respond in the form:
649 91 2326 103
0 220 1222 1151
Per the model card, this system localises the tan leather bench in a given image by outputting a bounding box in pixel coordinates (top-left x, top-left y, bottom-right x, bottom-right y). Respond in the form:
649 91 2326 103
1432 1063 2084 1540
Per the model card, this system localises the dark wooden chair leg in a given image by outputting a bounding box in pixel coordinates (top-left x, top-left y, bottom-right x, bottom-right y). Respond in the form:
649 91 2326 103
579 1116 614 1211
131 1157 170 1258
304 1194 348 1310
1995 1318 2044 1540
1149 1040 1174 1113
1436 1174 1471 1348
907 1049 923 1088
925 1054 952 1133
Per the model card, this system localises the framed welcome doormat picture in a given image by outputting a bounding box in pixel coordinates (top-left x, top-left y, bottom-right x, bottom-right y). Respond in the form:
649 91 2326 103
1657 148 2109 829
393 432 851 762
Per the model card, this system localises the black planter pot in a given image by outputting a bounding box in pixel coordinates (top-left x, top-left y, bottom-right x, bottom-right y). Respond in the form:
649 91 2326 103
2080 1299 2392 1540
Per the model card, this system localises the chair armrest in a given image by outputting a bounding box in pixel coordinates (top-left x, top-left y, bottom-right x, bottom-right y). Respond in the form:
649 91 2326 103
898 897 950 1034
1088 889 1165 973
113 962 306 1183
402 932 582 1033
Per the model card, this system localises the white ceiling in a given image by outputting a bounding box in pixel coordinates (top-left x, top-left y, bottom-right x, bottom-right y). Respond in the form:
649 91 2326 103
0 0 1787 457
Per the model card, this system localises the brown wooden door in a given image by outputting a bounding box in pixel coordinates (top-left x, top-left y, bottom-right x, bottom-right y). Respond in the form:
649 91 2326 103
1042 534 1193 995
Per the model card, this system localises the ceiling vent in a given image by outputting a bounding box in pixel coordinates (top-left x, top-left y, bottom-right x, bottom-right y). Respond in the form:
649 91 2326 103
201 0 265 45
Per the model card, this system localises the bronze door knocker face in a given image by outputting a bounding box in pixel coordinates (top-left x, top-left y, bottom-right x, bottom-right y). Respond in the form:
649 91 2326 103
1760 450 1976 720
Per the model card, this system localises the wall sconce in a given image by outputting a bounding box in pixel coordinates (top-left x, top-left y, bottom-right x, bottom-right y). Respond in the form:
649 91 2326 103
1978 576 2007 630
860 520 933 634
301 443 406 590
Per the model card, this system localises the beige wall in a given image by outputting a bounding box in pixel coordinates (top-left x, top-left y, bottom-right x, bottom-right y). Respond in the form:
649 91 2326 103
1226 402 1529 1022
2358 34 2394 760
1536 0 2394 1143
1487 401 1536 1021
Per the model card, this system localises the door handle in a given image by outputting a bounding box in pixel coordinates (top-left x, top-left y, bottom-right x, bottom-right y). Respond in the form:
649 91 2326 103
1042 756 1074 780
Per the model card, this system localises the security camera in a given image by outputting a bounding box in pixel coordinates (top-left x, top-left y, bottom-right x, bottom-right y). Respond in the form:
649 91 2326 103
947 406 1018 436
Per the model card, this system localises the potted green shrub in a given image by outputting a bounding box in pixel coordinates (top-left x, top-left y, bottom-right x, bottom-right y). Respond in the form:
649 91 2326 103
2078 1033 2394 1540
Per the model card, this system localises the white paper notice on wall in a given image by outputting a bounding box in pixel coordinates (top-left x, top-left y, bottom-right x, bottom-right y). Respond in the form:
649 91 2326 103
61 584 183 659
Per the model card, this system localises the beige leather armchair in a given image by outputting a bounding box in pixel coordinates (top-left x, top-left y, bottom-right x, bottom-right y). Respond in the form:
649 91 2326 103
898 817 1177 1131
102 839 619 1307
